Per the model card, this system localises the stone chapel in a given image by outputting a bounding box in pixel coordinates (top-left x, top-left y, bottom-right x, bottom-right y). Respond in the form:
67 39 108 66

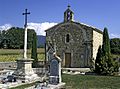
45 5 103 68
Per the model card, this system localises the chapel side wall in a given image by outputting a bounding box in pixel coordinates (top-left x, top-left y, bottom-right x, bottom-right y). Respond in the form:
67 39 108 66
92 30 103 60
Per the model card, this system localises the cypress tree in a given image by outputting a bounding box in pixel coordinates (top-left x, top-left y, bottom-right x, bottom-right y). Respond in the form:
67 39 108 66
101 27 113 75
95 27 118 75
31 32 38 68
95 45 102 73
102 27 111 56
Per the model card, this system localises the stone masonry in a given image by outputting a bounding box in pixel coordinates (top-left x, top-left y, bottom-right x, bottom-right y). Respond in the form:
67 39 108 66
45 5 103 68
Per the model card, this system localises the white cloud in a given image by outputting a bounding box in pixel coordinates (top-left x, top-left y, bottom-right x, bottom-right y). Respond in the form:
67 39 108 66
27 22 57 36
110 33 120 38
0 24 12 31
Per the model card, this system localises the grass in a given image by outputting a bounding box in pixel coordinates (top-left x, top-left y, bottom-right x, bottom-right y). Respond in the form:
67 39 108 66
9 74 120 89
0 48 45 62
9 82 37 89
62 74 120 89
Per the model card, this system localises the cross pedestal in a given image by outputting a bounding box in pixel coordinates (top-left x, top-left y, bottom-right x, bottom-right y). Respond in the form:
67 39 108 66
15 58 38 83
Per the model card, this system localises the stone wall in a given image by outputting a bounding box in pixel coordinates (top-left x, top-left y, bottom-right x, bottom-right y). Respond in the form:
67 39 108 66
0 62 17 69
0 61 45 69
92 30 103 60
33 68 46 74
46 22 103 68
46 22 92 67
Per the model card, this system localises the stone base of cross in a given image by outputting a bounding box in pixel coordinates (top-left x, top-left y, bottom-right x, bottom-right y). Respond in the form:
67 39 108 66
14 58 39 83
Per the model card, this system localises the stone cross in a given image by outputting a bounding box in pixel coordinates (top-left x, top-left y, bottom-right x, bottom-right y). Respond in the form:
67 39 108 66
22 9 30 59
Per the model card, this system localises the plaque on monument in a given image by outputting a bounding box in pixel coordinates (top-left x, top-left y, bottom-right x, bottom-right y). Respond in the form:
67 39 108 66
49 58 59 85
50 59 59 76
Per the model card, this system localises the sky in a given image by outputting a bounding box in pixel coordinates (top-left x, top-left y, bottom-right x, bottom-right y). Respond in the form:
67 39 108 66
0 0 120 38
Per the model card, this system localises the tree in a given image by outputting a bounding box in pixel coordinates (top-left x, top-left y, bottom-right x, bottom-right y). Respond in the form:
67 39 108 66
27 29 36 49
0 27 36 49
110 38 120 54
95 27 118 75
31 32 38 68
0 30 7 48
5 27 24 49
102 27 111 56
0 30 2 47
95 45 103 74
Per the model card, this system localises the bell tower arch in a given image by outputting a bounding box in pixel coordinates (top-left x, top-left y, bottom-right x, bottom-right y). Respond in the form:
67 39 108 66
64 5 74 22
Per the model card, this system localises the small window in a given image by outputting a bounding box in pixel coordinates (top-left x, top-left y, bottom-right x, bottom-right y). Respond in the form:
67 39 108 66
66 34 70 42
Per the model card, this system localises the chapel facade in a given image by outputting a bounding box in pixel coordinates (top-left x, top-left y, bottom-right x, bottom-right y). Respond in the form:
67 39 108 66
45 6 103 68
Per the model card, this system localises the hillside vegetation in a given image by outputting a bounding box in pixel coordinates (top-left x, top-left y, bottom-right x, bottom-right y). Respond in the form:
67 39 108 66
110 38 120 55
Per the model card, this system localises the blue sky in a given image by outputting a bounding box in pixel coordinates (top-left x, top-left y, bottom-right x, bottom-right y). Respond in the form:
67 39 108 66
0 0 120 38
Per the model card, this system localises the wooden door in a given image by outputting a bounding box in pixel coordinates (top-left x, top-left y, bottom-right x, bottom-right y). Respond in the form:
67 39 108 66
65 53 71 68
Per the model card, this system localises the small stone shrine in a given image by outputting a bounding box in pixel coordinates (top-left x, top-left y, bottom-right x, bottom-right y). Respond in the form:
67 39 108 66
35 52 65 89
49 53 62 85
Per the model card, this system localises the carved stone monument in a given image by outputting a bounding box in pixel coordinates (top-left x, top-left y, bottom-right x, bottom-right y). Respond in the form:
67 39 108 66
35 53 65 89
14 9 38 82
49 53 61 85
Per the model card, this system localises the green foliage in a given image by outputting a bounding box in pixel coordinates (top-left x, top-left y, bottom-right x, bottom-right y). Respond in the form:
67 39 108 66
95 45 103 74
100 55 114 75
114 60 119 72
0 27 35 49
5 27 24 48
110 38 120 54
31 32 38 67
0 30 3 46
27 29 36 49
102 27 111 56
95 27 119 75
